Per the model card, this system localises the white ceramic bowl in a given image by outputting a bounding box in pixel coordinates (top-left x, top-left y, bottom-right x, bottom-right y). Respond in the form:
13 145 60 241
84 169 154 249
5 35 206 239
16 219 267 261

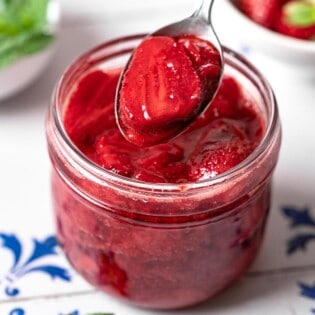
219 0 315 76
0 0 60 102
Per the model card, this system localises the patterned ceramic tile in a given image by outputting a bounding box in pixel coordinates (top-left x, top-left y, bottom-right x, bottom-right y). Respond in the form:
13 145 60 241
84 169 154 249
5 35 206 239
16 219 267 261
0 232 91 302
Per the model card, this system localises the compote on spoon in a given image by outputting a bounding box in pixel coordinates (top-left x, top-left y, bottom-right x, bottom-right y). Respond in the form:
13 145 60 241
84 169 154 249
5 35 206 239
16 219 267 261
116 0 223 147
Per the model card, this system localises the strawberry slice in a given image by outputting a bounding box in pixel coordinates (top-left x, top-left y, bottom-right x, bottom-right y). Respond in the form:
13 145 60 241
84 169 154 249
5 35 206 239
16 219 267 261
275 0 315 40
237 0 283 28
117 36 202 146
177 35 222 80
117 35 221 147
188 121 256 181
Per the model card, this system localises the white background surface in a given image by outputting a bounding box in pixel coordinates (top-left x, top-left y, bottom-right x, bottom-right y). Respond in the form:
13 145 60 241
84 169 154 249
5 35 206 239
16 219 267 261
0 1 315 314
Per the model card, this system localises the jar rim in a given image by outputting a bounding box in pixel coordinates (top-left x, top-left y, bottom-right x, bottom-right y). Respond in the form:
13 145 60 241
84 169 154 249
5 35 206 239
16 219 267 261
51 34 280 194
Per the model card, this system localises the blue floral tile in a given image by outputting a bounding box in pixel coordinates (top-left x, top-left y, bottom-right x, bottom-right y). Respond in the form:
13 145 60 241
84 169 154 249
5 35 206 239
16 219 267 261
0 232 91 301
281 206 315 314
282 206 315 254
298 282 315 314
0 233 70 298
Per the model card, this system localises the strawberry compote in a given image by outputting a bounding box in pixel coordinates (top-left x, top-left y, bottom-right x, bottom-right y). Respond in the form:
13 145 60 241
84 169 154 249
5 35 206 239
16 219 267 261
65 70 261 183
46 35 281 309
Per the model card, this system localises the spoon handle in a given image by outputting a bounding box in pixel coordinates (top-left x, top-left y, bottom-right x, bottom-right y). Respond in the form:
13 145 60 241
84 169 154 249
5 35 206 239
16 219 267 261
193 0 215 22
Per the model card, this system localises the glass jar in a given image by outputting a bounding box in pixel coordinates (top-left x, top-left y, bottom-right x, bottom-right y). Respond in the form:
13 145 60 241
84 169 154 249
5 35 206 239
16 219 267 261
46 35 281 310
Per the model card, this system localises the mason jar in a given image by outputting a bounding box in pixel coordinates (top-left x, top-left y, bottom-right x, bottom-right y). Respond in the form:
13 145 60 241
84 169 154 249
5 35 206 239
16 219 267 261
46 34 281 309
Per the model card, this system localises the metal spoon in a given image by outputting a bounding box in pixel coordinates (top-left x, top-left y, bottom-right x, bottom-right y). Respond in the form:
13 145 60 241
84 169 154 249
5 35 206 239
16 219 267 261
153 0 222 57
116 0 223 147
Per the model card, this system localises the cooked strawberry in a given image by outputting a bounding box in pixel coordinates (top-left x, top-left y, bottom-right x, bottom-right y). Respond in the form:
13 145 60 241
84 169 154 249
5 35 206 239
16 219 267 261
117 36 202 146
177 35 222 106
86 250 128 296
117 35 221 147
188 121 255 181
208 76 242 119
93 132 137 177
177 35 222 80
275 0 315 40
64 70 119 151
135 143 186 182
237 0 283 28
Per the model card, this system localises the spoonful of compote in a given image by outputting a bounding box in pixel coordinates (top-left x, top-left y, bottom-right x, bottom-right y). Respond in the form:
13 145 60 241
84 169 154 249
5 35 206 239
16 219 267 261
116 0 223 147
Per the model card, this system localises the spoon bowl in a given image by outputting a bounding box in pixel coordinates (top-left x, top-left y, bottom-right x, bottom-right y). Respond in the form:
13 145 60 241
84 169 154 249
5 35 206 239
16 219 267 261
116 0 223 147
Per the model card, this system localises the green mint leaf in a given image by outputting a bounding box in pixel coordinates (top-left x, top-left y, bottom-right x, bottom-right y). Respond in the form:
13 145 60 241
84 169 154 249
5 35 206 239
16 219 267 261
0 31 54 69
285 1 315 26
0 32 31 54
20 32 54 55
0 16 20 35
0 0 53 68
15 0 50 29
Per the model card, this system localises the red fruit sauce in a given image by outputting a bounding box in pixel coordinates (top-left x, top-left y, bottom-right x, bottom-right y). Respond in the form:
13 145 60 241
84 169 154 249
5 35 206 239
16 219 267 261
47 37 281 310
64 70 263 183
55 68 266 308
116 35 222 146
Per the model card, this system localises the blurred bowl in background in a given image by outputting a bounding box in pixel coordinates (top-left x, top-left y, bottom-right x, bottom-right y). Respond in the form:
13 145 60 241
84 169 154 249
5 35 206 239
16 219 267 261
219 0 315 77
0 0 60 102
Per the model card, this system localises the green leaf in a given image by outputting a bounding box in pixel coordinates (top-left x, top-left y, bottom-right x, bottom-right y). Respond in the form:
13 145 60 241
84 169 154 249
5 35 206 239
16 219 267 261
15 0 50 29
0 31 54 69
0 32 32 54
285 1 315 26
20 32 54 54
0 16 20 35
0 0 53 68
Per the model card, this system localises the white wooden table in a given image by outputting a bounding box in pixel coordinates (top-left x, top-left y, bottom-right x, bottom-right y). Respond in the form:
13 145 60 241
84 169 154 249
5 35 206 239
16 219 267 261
0 1 315 314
